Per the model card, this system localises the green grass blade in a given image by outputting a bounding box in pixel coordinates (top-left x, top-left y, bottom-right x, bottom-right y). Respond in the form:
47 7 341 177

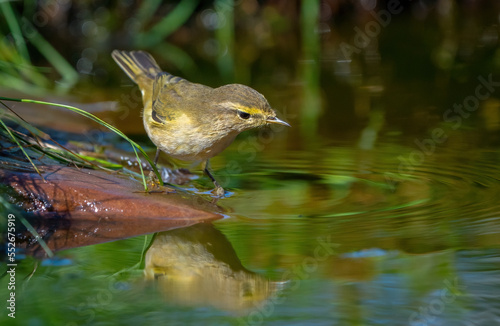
131 142 147 189
215 0 235 82
1 101 119 171
155 43 196 77
72 155 123 169
0 2 30 62
134 0 163 30
0 96 162 190
0 73 50 96
134 0 200 47
20 18 79 92
0 118 44 180
0 197 54 258
18 214 55 257
0 31 52 89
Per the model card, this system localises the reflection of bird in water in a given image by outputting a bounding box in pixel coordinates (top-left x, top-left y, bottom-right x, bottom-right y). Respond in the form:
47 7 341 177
144 223 282 312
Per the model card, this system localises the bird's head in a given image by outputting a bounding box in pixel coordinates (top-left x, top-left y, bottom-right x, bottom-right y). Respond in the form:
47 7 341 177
211 84 290 133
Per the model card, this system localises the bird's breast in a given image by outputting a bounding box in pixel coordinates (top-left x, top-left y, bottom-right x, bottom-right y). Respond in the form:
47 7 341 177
144 112 238 161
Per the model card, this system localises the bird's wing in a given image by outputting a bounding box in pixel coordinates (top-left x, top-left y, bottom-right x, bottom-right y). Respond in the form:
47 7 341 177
151 72 210 124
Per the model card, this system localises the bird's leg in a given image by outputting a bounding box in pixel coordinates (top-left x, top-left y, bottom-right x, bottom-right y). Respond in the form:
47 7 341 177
147 148 162 188
153 148 161 165
203 160 225 197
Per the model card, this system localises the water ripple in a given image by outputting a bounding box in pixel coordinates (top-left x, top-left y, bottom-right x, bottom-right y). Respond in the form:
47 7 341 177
229 142 500 240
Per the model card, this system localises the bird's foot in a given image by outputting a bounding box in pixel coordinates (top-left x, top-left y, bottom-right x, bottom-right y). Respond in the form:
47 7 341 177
147 170 162 190
211 185 225 197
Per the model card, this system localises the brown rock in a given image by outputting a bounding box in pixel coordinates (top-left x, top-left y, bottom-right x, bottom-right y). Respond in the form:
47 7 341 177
1 166 222 257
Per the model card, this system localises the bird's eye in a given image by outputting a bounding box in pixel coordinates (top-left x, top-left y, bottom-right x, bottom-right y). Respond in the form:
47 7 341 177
237 110 251 120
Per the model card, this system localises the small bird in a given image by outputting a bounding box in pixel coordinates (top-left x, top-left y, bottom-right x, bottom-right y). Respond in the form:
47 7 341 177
111 50 290 196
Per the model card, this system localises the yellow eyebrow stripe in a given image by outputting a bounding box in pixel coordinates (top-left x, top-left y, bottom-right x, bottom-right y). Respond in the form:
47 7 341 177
237 107 262 115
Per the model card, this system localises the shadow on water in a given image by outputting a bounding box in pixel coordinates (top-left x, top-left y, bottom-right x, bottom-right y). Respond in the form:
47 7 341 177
1 1 500 325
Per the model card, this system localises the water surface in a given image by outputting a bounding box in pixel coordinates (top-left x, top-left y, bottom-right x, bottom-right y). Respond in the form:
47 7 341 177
2 2 500 326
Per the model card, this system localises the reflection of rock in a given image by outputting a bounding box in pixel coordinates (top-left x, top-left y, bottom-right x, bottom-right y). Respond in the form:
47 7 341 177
144 224 276 312
2 165 222 257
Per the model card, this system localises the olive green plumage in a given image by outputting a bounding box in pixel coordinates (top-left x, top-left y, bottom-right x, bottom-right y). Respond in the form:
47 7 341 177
112 50 289 196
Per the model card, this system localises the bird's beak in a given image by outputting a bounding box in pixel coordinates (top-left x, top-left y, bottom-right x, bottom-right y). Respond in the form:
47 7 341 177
267 116 291 127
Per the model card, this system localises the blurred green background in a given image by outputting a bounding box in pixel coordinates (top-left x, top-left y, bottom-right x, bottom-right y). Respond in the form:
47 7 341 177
2 1 500 325
2 0 499 141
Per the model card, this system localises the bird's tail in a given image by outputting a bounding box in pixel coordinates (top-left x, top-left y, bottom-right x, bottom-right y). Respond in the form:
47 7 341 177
111 50 162 85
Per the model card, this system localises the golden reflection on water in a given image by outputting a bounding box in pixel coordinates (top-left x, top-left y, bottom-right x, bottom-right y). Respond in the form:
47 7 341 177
144 223 280 312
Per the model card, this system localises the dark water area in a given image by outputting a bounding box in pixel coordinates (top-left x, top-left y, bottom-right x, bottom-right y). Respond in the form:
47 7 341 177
1 1 500 325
